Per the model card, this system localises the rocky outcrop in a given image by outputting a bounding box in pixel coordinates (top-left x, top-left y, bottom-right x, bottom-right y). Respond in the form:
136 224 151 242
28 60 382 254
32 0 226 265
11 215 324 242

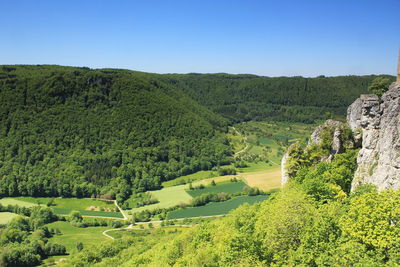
281 119 352 186
309 119 349 161
349 83 400 191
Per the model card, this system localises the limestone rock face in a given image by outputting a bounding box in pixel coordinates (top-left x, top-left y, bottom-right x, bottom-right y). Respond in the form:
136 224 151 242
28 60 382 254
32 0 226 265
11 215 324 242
281 152 289 186
350 83 400 191
309 119 350 161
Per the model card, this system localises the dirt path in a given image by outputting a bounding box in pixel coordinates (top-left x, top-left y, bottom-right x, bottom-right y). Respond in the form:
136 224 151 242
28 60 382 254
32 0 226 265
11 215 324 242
114 200 128 220
102 224 133 240
232 127 249 158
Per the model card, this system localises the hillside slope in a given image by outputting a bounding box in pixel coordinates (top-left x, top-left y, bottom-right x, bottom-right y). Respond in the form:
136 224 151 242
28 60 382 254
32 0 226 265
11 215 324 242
0 65 230 200
164 73 394 123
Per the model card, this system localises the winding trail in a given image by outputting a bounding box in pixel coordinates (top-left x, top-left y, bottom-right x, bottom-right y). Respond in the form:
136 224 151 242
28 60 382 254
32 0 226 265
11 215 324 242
102 224 134 240
232 127 249 158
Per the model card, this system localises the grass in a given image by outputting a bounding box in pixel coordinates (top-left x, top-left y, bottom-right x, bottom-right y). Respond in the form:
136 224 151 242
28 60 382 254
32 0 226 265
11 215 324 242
2 197 123 218
226 129 247 152
167 195 268 219
127 184 193 214
239 167 282 191
0 212 19 224
0 198 39 207
238 162 279 172
187 181 248 198
46 221 111 253
162 170 218 187
15 197 115 210
233 121 314 168
53 208 124 218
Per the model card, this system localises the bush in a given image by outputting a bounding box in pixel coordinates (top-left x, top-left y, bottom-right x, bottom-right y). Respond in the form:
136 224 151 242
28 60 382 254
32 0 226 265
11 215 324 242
368 77 391 97
218 167 237 176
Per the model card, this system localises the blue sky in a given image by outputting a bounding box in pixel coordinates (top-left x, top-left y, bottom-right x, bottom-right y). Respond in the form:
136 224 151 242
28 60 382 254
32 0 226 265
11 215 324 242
1 0 399 76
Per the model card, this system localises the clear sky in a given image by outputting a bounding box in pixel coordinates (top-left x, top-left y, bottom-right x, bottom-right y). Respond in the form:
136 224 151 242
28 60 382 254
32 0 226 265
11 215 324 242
1 0 399 77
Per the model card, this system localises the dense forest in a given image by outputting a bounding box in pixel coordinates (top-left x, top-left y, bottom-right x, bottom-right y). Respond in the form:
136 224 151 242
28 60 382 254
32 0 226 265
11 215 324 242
0 65 394 202
0 65 230 202
164 73 394 123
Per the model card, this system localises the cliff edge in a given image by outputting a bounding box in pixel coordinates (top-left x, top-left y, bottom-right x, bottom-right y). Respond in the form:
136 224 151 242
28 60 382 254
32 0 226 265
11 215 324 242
349 83 400 191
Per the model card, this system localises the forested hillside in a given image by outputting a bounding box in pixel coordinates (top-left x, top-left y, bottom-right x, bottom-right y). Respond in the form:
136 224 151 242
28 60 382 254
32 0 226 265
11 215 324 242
0 65 394 202
164 73 395 123
0 65 230 201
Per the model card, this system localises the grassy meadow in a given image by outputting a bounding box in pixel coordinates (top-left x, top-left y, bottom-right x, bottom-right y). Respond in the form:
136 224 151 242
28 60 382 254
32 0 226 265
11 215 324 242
46 221 111 253
1 197 123 218
0 212 19 224
127 184 193 214
0 197 40 208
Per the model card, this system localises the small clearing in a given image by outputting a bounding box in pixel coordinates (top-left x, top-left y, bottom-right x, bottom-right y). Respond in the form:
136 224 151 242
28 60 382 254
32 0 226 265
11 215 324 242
0 212 19 224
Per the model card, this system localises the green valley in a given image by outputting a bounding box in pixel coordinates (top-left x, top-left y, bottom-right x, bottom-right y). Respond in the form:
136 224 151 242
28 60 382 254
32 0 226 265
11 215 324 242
0 64 397 266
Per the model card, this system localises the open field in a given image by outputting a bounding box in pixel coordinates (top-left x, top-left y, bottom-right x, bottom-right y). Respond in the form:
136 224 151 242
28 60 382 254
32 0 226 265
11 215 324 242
0 198 39 208
127 167 280 215
239 167 282 191
128 184 193 214
2 197 123 218
46 221 111 253
15 197 115 210
188 181 247 198
0 212 19 224
167 195 268 219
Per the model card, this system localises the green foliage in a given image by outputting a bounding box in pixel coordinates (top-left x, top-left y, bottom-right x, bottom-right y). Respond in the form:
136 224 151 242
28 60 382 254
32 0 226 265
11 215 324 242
0 206 65 266
295 149 358 202
217 167 237 176
187 181 247 198
368 76 392 97
191 192 230 207
76 242 84 252
166 73 394 123
340 190 400 252
0 65 230 200
124 192 159 209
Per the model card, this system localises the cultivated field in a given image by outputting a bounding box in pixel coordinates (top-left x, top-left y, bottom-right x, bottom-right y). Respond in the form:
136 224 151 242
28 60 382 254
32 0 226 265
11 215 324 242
167 195 268 219
0 212 19 224
240 168 282 191
187 181 247 198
